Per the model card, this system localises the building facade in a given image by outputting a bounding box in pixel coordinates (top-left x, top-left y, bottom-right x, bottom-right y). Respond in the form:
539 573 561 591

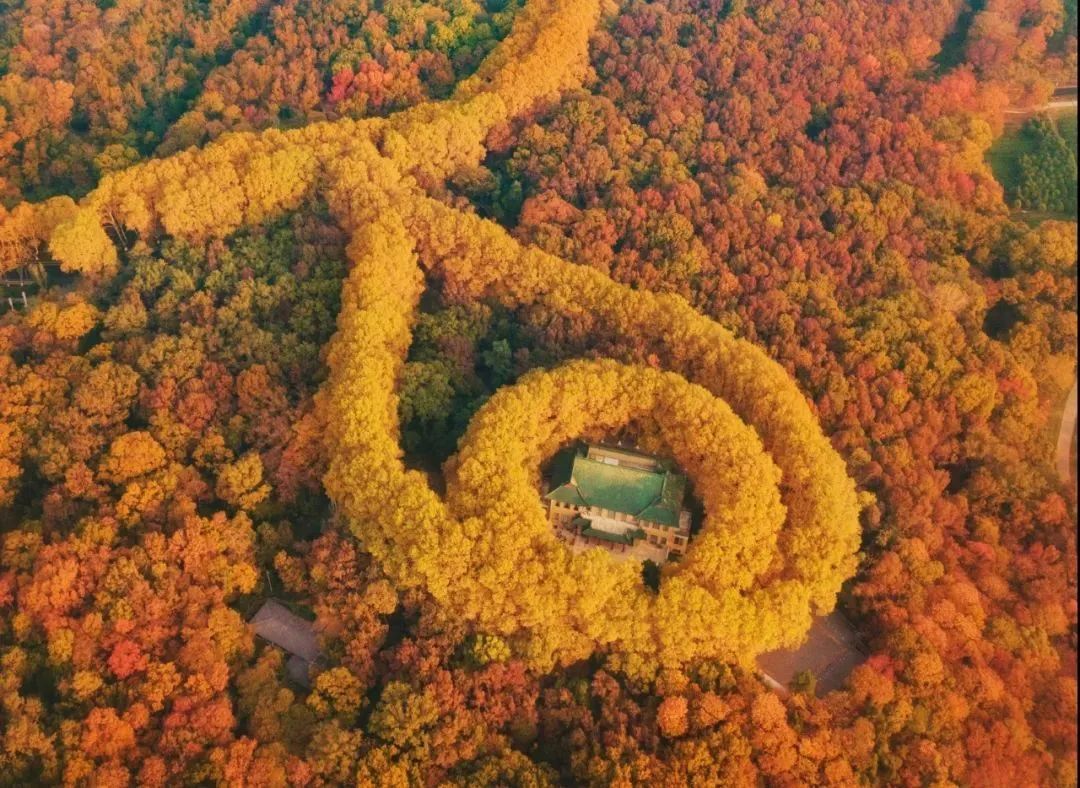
544 444 691 561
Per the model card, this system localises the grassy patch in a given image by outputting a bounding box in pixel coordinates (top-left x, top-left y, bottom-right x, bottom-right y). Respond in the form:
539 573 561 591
987 127 1038 198
1057 112 1077 154
987 113 1078 216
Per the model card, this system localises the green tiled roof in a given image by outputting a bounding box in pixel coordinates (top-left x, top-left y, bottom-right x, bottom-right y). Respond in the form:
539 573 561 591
641 473 686 526
548 481 588 508
572 515 647 542
581 526 634 545
546 447 686 527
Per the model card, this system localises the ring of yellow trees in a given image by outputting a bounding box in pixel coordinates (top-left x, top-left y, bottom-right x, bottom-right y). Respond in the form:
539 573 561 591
1 0 862 678
446 358 791 666
318 204 862 677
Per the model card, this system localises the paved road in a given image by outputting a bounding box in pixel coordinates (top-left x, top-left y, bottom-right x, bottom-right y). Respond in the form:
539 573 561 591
1056 378 1077 486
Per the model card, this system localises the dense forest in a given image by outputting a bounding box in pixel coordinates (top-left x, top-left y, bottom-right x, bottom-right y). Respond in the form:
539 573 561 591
0 0 1076 785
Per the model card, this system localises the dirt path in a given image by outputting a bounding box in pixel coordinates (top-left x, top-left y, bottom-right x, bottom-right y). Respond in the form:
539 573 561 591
1056 378 1077 486
1003 86 1077 123
1004 99 1078 116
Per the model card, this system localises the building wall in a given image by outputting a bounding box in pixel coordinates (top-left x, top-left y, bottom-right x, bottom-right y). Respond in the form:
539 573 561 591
546 500 690 558
548 500 578 529
638 519 689 557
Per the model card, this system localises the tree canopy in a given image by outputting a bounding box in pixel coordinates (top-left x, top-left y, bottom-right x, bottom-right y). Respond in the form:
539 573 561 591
0 0 1074 784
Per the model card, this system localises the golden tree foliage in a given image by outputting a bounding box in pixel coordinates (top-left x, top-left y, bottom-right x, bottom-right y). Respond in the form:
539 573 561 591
0 0 603 273
403 193 864 614
98 432 167 484
214 452 271 511
453 0 600 117
46 209 118 275
317 199 859 673
25 299 100 341
0 196 76 272
0 0 860 678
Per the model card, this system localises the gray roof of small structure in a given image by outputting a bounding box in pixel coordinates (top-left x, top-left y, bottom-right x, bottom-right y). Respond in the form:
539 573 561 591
286 654 313 688
756 612 867 696
250 599 321 663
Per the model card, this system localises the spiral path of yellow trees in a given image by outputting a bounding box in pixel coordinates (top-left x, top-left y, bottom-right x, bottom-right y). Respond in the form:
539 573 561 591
1 0 862 677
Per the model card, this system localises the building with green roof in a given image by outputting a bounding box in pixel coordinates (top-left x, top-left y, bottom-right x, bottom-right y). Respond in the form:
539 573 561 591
545 444 691 561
